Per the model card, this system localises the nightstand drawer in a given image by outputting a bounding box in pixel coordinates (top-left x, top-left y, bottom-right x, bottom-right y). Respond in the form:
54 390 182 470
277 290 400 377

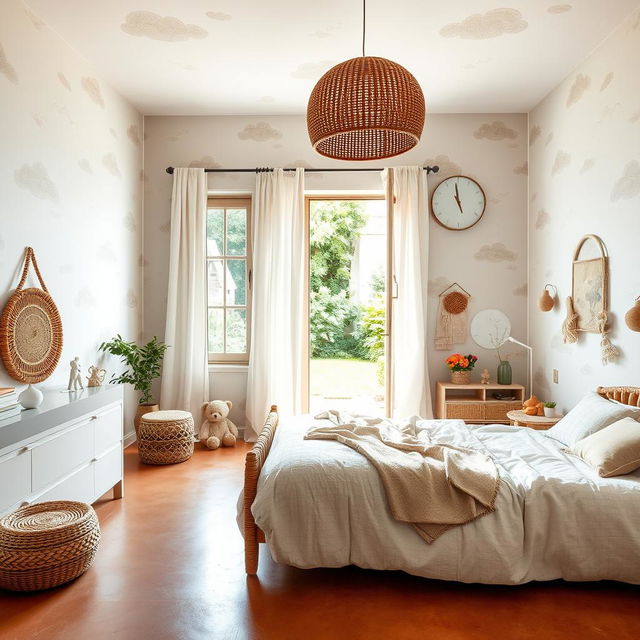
484 402 522 421
445 403 484 421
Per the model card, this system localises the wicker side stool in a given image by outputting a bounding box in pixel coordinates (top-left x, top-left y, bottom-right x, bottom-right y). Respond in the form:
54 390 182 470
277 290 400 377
0 501 100 592
138 410 194 465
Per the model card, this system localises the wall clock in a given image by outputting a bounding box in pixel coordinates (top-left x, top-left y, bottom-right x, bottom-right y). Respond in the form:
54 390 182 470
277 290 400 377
431 176 486 230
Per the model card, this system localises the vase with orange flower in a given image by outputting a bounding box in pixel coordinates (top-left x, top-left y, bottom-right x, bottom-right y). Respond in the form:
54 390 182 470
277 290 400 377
446 353 478 385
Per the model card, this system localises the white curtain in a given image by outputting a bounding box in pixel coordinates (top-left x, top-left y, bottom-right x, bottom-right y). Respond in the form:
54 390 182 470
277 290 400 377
383 167 432 418
246 169 306 440
160 168 208 424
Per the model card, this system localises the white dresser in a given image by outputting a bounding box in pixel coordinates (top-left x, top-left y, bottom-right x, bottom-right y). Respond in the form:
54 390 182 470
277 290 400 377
0 385 124 516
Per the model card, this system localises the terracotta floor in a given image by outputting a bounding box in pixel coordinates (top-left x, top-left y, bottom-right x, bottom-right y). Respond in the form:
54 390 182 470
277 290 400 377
1 443 639 640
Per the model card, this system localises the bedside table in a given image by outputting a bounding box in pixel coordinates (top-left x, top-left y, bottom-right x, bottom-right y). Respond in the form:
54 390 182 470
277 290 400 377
506 410 561 430
435 382 525 424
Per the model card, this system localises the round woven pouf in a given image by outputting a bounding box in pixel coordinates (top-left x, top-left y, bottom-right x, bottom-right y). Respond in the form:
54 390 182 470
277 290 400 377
0 501 100 592
138 410 194 465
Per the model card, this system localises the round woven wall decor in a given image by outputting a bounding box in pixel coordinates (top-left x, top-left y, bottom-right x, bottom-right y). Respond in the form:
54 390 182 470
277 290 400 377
0 248 63 383
442 291 468 315
307 56 425 161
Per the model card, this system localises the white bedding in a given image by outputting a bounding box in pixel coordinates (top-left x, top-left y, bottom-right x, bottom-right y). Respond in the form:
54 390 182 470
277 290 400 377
245 414 640 584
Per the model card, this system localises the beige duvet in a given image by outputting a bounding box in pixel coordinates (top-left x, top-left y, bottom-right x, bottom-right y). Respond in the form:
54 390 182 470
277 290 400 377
305 411 499 543
242 414 640 584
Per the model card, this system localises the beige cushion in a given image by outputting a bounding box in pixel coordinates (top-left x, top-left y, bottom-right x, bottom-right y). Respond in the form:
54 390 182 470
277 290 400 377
570 417 640 477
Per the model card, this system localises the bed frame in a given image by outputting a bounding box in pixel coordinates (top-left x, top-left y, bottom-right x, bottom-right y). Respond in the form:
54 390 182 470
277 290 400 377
244 405 279 575
596 386 640 406
243 388 639 575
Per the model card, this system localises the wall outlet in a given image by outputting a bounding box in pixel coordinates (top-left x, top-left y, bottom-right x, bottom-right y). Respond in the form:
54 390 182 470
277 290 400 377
553 369 559 384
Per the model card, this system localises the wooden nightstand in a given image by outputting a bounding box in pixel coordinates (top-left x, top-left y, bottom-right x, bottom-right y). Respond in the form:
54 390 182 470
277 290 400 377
435 382 525 424
506 410 561 430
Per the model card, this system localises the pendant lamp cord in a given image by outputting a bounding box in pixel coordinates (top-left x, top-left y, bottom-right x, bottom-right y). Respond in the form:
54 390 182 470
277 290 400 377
362 0 366 57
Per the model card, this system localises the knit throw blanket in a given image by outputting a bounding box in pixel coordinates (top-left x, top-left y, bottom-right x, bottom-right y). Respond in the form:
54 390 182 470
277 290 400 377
305 411 500 543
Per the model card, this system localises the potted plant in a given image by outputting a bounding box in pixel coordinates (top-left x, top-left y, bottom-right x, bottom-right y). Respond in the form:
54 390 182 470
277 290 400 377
99 335 168 435
445 353 478 385
543 401 557 418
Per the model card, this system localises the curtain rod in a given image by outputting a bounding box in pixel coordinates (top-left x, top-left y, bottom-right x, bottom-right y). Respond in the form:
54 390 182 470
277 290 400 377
165 165 439 175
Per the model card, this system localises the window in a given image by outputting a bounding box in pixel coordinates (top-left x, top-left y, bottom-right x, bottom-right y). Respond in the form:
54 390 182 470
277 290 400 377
207 197 252 363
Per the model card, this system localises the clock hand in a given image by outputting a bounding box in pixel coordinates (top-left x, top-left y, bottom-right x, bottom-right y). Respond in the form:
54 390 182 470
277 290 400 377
453 193 463 214
454 183 464 213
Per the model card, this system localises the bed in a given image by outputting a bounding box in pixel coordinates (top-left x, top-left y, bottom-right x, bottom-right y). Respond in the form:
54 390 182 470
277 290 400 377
241 388 640 584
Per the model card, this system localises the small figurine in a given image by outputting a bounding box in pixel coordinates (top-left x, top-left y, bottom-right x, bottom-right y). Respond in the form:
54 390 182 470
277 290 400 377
86 365 106 387
67 356 84 391
480 368 491 385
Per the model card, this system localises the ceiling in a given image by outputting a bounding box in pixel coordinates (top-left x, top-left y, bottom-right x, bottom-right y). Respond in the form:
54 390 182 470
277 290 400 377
26 0 640 115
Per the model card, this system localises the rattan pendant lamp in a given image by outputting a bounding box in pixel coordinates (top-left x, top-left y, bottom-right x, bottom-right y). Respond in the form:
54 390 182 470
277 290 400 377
307 0 425 161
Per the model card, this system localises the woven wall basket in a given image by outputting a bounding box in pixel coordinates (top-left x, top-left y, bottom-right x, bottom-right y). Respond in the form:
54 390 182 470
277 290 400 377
442 291 468 315
0 248 63 383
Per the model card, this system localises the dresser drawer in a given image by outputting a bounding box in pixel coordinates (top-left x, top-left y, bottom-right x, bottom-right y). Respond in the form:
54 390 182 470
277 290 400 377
0 449 31 513
94 446 122 499
445 403 484 421
94 405 122 456
484 402 523 422
32 419 94 492
36 464 94 505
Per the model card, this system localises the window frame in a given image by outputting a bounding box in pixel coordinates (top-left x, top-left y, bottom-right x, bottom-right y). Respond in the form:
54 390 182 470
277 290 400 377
206 196 253 365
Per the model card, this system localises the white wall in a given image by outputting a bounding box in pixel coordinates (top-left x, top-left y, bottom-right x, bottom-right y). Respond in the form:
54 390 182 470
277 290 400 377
144 113 528 425
0 0 143 439
529 7 640 413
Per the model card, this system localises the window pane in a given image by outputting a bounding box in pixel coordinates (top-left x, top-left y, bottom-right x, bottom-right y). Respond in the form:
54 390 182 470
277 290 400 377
226 308 246 353
208 308 224 353
207 208 224 256
226 259 246 306
226 208 246 256
207 260 224 305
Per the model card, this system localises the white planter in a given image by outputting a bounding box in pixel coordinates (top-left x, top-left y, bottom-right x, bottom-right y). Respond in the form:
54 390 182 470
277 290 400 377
543 407 556 418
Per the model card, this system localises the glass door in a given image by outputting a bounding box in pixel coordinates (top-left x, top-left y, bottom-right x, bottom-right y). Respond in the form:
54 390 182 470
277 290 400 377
307 196 388 416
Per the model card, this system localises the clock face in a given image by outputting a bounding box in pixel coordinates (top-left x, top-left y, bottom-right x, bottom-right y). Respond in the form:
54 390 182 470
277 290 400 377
431 176 486 230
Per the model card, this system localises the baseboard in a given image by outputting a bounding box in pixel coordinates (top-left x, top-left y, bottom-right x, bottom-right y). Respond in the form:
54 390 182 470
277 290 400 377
124 428 244 447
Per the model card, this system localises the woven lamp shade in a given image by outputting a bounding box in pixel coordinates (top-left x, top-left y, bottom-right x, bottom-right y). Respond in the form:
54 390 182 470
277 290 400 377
307 56 425 161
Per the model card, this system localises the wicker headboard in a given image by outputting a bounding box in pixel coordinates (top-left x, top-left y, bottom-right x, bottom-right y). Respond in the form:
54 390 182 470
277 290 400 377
597 386 640 407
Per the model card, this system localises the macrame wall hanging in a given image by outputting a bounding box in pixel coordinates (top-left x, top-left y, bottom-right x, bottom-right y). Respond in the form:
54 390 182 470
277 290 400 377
0 247 63 382
435 282 471 350
562 235 618 365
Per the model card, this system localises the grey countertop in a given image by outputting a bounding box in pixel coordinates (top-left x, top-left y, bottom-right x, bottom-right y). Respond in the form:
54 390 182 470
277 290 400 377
0 385 123 452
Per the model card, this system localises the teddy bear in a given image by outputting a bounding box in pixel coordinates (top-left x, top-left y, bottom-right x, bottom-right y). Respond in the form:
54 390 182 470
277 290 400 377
199 400 238 449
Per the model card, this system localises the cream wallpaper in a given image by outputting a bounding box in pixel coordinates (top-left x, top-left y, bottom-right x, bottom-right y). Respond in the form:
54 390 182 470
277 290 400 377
529 8 640 411
0 0 143 437
144 113 528 424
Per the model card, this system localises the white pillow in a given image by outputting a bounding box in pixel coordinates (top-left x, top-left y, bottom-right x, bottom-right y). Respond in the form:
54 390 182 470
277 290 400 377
547 391 640 447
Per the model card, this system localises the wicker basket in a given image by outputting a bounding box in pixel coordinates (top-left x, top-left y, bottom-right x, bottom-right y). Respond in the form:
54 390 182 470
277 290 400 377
138 410 194 465
450 370 471 385
0 501 100 592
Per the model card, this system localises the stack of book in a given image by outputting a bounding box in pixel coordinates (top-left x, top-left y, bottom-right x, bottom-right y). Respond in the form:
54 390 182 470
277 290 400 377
0 387 21 423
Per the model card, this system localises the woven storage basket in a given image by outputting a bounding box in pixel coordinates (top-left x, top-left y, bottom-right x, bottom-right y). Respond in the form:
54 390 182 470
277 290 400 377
450 370 471 385
138 410 194 465
0 501 100 592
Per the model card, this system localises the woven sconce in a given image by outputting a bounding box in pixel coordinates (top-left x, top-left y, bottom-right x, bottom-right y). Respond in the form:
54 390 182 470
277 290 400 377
538 284 557 312
307 1 425 160
625 297 640 332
